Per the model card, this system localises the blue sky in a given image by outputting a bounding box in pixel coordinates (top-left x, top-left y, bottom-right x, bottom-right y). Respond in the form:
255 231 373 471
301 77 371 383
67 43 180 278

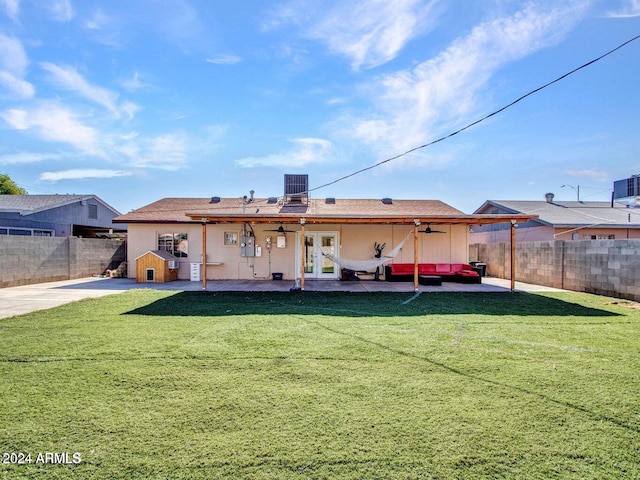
0 0 639 214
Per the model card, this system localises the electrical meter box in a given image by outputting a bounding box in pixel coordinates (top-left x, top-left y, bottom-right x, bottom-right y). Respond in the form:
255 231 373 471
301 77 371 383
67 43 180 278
241 235 255 257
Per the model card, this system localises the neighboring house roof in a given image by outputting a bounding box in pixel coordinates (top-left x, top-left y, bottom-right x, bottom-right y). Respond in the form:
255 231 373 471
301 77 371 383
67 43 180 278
474 200 640 229
0 194 121 216
114 197 537 226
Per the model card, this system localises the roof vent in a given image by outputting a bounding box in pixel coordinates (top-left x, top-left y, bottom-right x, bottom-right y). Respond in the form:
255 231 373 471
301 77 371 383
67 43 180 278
325 197 336 204
284 174 309 205
381 197 393 205
267 197 278 204
210 196 221 204
544 193 554 204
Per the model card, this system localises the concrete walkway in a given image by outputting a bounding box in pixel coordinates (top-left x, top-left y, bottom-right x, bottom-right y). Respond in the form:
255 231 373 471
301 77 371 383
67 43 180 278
0 276 567 320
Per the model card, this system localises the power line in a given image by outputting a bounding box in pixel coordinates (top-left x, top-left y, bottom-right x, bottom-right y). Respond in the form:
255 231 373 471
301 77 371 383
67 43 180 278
307 34 640 195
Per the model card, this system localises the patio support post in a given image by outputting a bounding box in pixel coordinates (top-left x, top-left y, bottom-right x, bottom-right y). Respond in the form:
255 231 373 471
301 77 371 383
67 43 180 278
510 220 516 292
300 221 305 291
201 220 207 290
413 222 419 292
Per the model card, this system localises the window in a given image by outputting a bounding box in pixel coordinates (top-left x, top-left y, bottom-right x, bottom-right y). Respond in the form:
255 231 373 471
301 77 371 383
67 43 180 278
0 227 54 236
88 204 98 219
224 231 239 245
158 233 188 257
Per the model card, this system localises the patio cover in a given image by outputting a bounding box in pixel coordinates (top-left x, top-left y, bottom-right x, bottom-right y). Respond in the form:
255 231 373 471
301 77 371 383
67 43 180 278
184 207 538 292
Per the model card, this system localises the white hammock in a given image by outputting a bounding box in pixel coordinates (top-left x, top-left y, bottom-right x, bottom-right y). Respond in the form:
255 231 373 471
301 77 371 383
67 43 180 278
320 231 412 272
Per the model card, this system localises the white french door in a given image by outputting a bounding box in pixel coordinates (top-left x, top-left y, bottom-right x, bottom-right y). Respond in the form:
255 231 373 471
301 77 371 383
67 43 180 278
296 232 339 279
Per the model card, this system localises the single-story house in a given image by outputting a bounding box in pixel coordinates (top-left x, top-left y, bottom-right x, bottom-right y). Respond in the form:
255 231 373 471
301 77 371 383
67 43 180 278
0 194 126 238
114 176 536 290
470 193 640 244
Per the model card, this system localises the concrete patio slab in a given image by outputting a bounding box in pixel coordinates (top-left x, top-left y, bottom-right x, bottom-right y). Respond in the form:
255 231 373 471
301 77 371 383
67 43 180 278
0 276 567 320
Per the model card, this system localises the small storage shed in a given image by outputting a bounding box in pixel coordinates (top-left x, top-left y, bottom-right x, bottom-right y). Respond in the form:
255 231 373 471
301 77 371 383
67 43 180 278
135 250 179 283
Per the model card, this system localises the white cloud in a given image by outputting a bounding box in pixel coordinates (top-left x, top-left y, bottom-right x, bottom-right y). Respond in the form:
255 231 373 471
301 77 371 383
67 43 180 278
565 169 609 179
203 124 228 139
236 138 333 168
83 8 124 47
313 0 439 70
341 1 590 163
1 0 19 22
0 70 35 98
206 54 243 65
45 0 74 22
0 33 35 99
1 103 103 157
39 169 132 182
0 152 62 165
267 0 440 70
40 62 138 119
606 0 640 17
120 71 148 91
129 133 189 171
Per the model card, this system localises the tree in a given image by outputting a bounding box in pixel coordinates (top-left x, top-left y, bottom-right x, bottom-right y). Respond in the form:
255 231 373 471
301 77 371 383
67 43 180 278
0 173 27 194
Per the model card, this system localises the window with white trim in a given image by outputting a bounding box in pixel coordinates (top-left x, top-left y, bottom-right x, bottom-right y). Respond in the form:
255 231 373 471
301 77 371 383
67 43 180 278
0 226 54 236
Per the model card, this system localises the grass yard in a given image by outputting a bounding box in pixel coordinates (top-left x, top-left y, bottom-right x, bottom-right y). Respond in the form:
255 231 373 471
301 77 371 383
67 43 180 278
0 289 639 479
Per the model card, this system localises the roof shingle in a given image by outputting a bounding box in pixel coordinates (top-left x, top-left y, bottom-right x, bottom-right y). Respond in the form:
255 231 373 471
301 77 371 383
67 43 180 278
115 197 465 223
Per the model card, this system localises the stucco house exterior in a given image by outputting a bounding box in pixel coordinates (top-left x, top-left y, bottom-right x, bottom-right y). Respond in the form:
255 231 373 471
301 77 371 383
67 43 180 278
114 179 535 290
0 194 126 238
470 194 640 244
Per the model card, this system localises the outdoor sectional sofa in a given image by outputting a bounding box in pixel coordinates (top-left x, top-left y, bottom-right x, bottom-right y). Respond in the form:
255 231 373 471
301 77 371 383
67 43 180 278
384 263 481 283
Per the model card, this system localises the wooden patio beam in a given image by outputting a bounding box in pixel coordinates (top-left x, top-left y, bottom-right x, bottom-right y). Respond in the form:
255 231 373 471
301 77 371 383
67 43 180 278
186 214 538 226
413 222 419 292
300 222 305 291
201 220 207 290
511 220 516 292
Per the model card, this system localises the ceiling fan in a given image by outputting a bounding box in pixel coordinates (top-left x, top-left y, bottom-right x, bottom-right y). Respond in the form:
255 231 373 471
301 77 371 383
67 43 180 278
265 223 297 233
419 223 446 234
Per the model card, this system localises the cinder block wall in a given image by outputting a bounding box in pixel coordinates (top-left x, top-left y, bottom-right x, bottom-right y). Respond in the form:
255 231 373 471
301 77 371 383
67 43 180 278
0 236 126 288
471 239 640 302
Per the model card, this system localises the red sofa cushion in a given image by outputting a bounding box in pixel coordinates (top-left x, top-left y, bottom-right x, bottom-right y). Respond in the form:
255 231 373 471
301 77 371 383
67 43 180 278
456 270 479 277
435 263 452 274
389 264 414 275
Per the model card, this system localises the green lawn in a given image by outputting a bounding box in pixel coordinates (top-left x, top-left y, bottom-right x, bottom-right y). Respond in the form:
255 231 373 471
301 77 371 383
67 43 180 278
0 290 639 479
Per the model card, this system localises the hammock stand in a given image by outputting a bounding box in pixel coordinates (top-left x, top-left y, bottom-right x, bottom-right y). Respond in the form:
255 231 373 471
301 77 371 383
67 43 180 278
320 231 412 280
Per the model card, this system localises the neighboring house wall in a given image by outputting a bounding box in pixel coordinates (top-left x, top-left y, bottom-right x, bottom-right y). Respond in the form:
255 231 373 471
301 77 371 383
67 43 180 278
0 236 126 288
469 239 640 302
470 225 640 243
126 223 470 280
470 225 554 244
553 227 640 241
0 198 121 237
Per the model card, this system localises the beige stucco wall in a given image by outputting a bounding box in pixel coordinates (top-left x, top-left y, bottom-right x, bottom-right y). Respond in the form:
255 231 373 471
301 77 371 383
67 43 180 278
127 222 471 281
